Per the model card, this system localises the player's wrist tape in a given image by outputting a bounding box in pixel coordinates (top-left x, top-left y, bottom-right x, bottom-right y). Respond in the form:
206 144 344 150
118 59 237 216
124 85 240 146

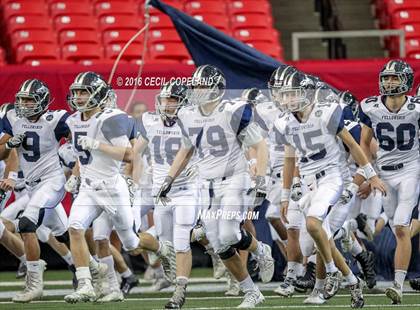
7 171 18 181
361 163 376 179
292 177 301 185
347 182 359 196
280 189 290 202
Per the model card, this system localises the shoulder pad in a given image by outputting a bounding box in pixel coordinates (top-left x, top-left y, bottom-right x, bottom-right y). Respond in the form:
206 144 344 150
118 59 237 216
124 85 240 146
222 99 247 113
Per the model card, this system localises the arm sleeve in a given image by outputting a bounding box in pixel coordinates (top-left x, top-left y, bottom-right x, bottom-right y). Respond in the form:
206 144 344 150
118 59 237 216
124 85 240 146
2 114 13 136
54 112 71 141
358 105 372 128
230 103 253 136
326 104 345 134
101 113 130 143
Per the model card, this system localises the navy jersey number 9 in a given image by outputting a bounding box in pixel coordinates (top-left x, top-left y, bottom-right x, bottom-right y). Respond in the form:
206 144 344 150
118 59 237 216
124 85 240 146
22 131 40 162
74 132 92 165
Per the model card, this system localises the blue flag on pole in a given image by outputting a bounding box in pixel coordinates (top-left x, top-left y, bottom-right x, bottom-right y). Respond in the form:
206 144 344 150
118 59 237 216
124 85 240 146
149 0 284 90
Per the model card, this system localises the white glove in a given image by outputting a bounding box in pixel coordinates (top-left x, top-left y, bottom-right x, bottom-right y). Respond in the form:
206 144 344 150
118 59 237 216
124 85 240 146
339 182 359 205
65 175 80 194
77 136 100 151
290 177 302 201
6 133 26 149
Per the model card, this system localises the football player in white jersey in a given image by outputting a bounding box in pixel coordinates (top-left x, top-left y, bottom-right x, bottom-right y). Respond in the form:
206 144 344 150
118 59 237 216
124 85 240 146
359 60 420 304
132 81 198 309
274 72 386 307
64 72 176 303
0 80 70 303
156 65 274 308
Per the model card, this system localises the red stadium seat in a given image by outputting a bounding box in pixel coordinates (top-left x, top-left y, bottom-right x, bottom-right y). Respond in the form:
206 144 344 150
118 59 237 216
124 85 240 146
11 30 56 49
25 59 73 66
386 0 420 15
77 59 116 66
148 2 184 16
62 43 103 61
0 47 6 65
230 13 273 30
228 1 271 16
149 42 190 61
59 30 100 45
54 15 97 33
392 10 420 27
3 2 47 20
402 23 420 38
95 1 137 17
184 1 226 15
102 30 142 45
149 29 181 44
405 38 420 58
98 15 142 32
7 16 53 34
50 2 93 19
149 15 174 30
16 43 60 63
193 14 230 31
233 28 279 43
247 41 283 59
105 42 143 61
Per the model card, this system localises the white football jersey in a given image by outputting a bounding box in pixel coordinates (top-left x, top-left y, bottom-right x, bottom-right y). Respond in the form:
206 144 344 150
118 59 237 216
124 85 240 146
66 108 131 180
359 95 420 167
3 109 69 182
255 101 284 171
273 101 345 177
177 100 252 179
138 112 193 195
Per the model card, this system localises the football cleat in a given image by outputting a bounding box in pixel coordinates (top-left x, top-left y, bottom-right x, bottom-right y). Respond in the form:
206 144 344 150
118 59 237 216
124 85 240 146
323 271 342 300
349 278 364 308
120 273 139 295
385 281 402 304
237 290 265 308
64 279 96 304
274 277 295 297
304 288 326 304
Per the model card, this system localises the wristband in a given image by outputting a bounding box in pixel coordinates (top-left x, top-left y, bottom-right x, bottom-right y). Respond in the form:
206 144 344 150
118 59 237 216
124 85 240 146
292 177 301 185
361 163 376 179
280 189 290 203
347 182 359 196
7 171 18 181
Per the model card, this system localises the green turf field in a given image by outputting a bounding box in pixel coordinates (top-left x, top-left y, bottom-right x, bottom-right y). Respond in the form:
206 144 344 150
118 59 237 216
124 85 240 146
0 269 418 310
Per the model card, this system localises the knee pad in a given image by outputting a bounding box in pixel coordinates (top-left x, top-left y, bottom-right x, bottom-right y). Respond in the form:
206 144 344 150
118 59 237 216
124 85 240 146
218 246 236 260
174 224 192 253
56 231 70 244
232 229 253 250
18 216 38 233
36 225 50 243
117 229 139 251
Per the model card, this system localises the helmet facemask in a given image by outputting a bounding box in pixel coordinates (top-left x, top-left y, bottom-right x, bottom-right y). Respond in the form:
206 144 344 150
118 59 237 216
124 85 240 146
68 83 109 112
279 87 313 113
188 76 225 107
156 93 186 126
15 91 49 118
379 73 409 96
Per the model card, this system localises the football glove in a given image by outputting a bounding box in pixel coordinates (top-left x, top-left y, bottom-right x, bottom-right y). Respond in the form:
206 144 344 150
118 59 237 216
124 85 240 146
247 175 267 207
6 133 26 149
77 136 99 151
155 176 173 206
290 178 302 201
64 175 80 194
